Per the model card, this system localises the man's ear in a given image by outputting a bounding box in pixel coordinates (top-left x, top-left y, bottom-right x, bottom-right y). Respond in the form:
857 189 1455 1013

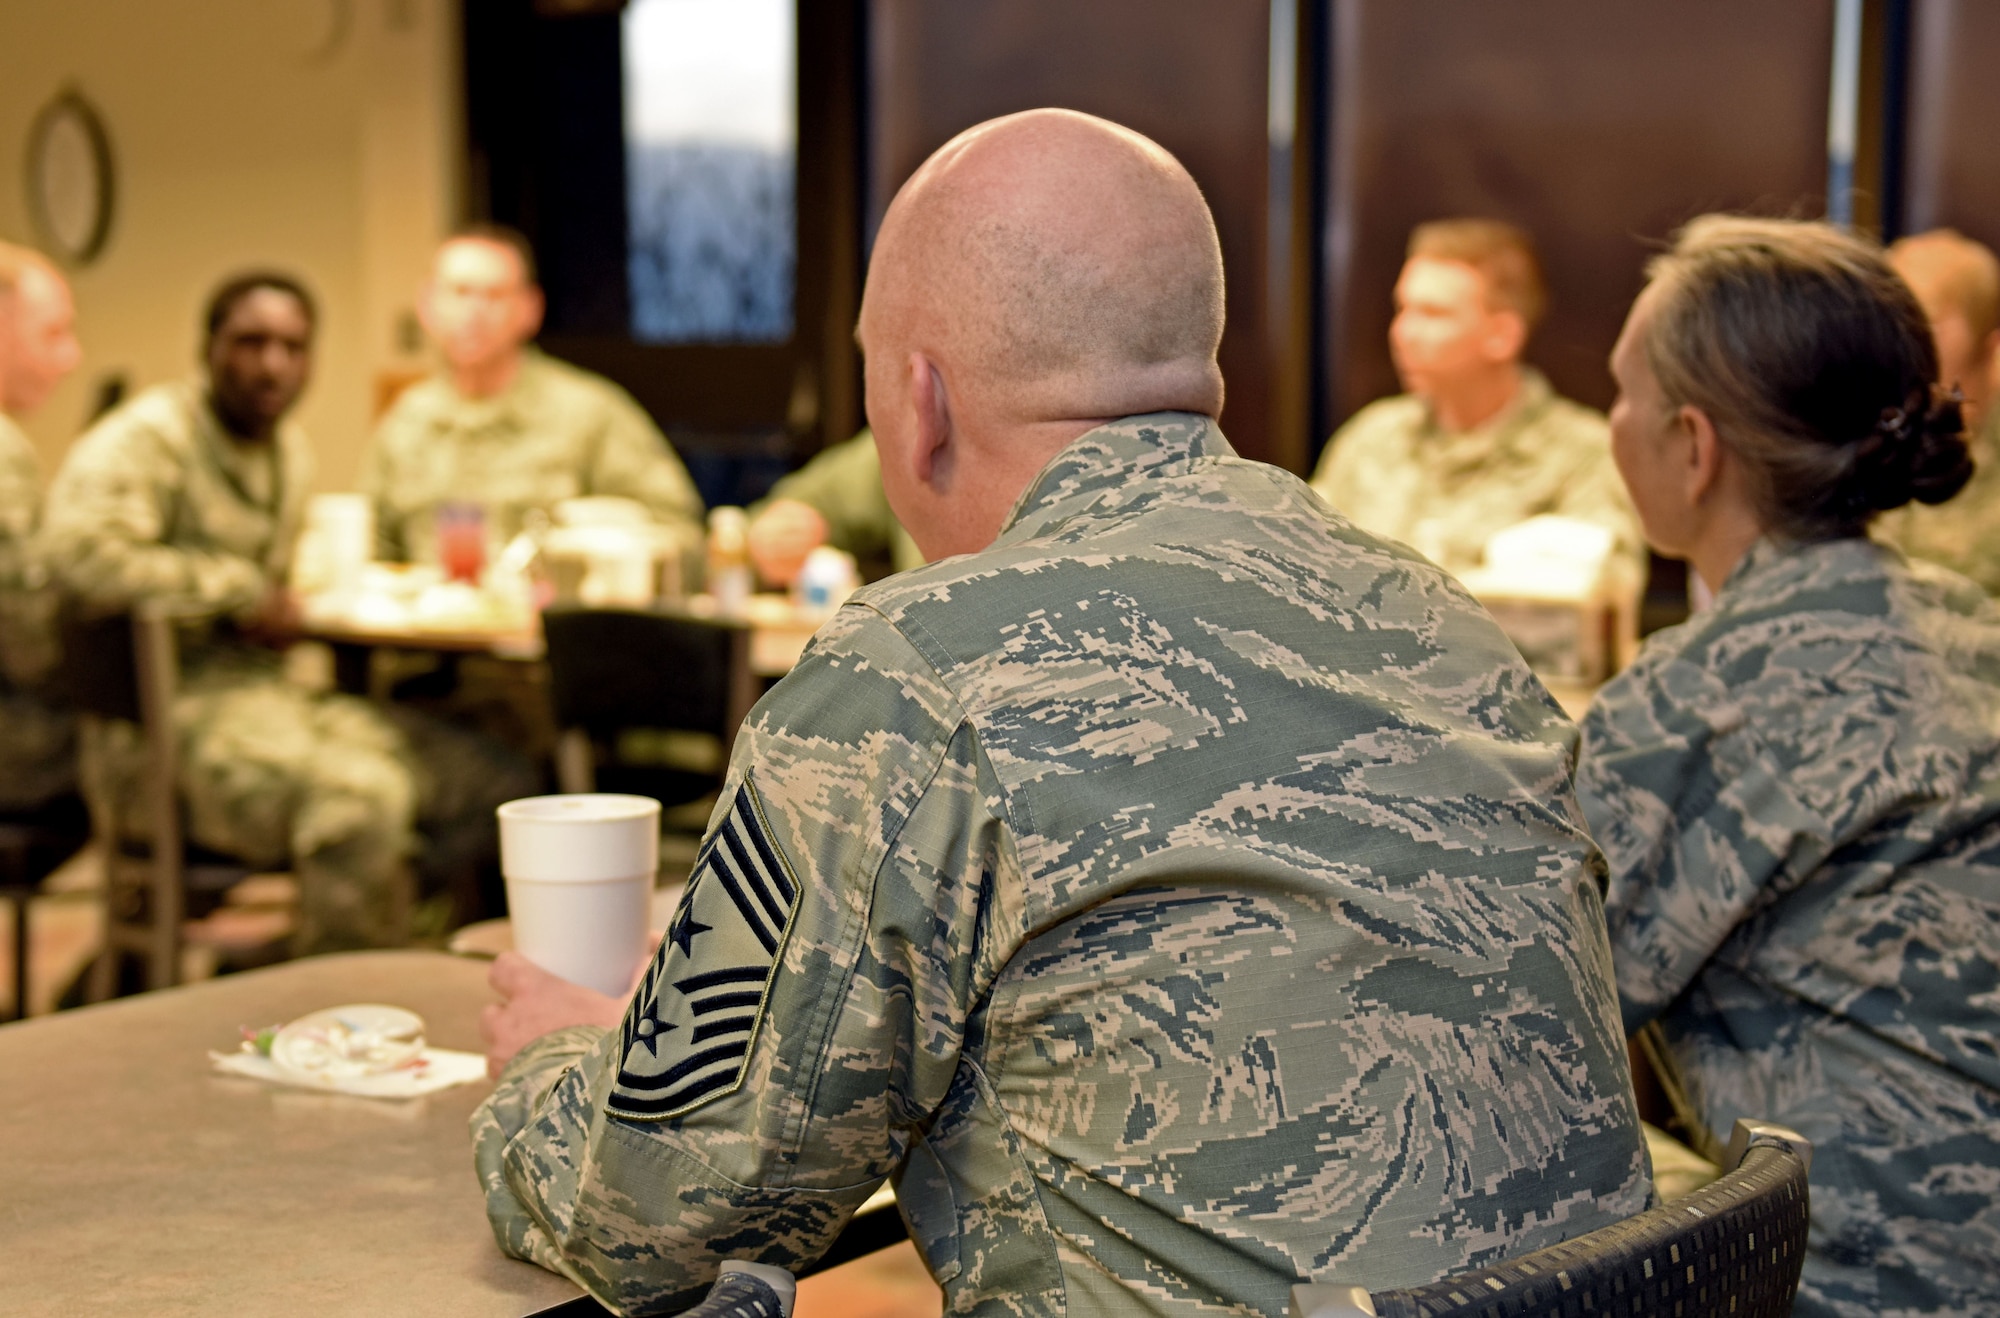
1482 309 1528 365
1681 403 1726 505
415 281 440 340
908 350 952 486
518 287 547 343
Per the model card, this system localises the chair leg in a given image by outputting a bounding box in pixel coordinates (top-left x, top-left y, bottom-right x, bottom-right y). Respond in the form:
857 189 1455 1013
5 892 26 1022
556 728 597 795
87 937 114 1003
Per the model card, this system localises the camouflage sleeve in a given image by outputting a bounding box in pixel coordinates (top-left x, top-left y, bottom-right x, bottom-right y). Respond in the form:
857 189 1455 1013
41 416 266 614
355 415 410 562
471 604 1005 1313
470 1025 609 1282
1574 656 1827 1033
759 432 905 566
586 389 706 541
0 419 42 591
1306 403 1393 510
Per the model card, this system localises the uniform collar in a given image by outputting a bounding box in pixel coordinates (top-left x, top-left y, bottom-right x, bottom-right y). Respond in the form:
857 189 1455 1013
1421 366 1553 442
1716 534 1886 602
437 346 548 430
995 411 1231 544
185 375 294 511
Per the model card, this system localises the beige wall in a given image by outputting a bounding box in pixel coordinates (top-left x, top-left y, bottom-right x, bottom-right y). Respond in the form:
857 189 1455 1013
0 0 458 491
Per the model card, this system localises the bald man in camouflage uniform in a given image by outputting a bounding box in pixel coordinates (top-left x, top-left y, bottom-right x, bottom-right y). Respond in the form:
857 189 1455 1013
0 243 81 810
473 111 1648 1315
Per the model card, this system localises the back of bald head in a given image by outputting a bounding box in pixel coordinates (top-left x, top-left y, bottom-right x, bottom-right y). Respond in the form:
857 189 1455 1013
871 109 1225 423
0 240 50 304
1888 228 2000 342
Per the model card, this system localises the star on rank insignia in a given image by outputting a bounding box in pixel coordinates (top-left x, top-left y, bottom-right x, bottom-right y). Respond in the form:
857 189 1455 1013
609 778 801 1122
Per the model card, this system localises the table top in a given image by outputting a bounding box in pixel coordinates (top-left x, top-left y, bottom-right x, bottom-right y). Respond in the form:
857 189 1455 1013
302 618 546 658
301 594 825 679
0 952 582 1316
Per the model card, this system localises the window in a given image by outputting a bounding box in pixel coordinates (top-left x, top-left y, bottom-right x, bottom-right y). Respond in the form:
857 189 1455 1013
622 0 797 343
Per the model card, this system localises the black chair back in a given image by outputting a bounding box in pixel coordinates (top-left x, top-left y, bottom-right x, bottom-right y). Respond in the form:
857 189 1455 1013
1293 1120 1811 1318
54 604 143 723
542 607 751 740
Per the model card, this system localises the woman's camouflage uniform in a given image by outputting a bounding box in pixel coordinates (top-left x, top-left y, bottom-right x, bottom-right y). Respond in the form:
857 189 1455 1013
1577 536 2000 1317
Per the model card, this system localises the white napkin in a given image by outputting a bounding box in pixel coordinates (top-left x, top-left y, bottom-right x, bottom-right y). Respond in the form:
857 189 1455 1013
208 1003 488 1098
209 1045 488 1097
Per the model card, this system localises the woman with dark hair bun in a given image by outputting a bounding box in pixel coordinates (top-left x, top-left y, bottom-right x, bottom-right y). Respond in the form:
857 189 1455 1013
1577 215 2000 1318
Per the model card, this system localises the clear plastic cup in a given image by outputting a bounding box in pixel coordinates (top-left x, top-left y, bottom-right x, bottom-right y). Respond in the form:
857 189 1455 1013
497 794 660 997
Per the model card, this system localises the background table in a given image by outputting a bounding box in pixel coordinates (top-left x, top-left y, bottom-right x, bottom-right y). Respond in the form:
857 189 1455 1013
302 595 822 697
300 619 544 696
0 951 582 1316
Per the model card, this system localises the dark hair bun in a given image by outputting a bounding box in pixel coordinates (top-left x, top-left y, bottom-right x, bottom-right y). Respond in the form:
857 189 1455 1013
1846 387 1974 513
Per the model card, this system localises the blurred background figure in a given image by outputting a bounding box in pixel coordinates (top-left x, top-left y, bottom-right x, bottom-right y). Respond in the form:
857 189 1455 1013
0 241 80 812
0 241 80 808
1878 228 2000 592
1309 218 1641 585
40 273 529 954
745 429 919 587
360 225 705 569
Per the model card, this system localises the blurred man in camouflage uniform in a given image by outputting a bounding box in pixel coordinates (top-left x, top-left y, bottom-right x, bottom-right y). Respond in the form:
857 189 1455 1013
1309 219 1641 586
1878 228 2000 592
0 242 81 810
360 226 704 564
472 110 1649 1316
42 274 530 953
746 429 922 586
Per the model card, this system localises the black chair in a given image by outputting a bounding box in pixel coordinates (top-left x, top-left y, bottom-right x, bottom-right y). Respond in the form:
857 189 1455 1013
1290 1119 1812 1318
0 792 90 1021
57 603 265 997
540 606 757 807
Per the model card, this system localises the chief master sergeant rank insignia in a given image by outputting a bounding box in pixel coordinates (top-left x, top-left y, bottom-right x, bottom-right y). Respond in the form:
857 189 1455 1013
608 779 801 1121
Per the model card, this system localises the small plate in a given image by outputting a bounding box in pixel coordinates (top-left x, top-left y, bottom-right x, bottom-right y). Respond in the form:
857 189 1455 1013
270 1004 427 1080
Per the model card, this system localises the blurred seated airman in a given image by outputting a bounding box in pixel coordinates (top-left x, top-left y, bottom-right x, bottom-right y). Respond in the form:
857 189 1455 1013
1877 228 2000 592
1309 219 1641 587
0 241 80 811
745 430 921 587
40 273 533 953
360 226 705 565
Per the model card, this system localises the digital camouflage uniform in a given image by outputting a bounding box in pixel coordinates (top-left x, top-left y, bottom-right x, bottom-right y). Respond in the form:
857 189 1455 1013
1574 535 2000 1317
1308 369 1643 586
1875 407 2000 594
361 348 704 563
757 430 923 580
0 411 72 809
475 413 1650 1316
41 381 530 953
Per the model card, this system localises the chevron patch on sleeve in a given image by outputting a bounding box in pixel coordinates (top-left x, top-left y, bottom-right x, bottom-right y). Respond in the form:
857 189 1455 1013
608 778 801 1121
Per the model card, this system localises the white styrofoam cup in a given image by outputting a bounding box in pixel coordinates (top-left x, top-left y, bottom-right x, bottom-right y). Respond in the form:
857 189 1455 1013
497 794 661 997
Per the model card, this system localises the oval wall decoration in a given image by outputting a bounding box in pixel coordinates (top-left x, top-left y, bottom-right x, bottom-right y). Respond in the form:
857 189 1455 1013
25 88 116 267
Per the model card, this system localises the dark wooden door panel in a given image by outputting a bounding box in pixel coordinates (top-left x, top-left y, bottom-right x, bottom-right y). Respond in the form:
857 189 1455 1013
866 0 1284 463
1321 1 1833 433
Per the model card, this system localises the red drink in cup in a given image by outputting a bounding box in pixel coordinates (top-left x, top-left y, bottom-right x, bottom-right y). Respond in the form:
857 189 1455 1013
436 502 486 584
